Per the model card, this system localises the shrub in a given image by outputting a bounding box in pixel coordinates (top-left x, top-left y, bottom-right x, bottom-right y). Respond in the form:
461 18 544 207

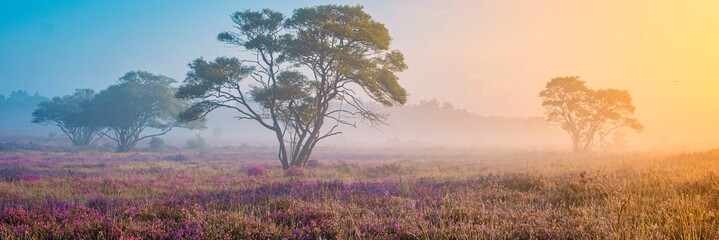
247 165 268 177
285 166 305 177
0 169 40 182
164 154 189 162
149 137 164 151
186 134 208 150
85 196 111 214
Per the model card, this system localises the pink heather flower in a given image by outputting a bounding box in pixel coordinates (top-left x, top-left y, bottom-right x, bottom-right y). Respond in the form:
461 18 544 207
247 165 268 176
285 166 305 177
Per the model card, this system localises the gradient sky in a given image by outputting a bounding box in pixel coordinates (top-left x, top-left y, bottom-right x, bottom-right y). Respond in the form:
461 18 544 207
2 0 718 148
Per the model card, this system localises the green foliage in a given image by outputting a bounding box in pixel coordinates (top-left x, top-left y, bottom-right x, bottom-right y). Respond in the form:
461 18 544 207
186 133 208 150
218 9 285 53
176 57 254 123
32 89 102 146
283 5 408 106
177 5 408 169
539 76 643 153
93 71 178 130
92 71 205 152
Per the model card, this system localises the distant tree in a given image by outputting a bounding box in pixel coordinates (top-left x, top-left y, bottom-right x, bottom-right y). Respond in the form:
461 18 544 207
32 89 102 146
177 5 408 169
92 71 204 152
441 102 455 112
186 133 208 150
148 137 164 151
1 90 49 129
539 76 642 153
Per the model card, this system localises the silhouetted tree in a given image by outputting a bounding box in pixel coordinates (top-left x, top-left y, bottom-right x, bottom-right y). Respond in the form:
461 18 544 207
539 76 642 153
32 89 102 146
177 5 407 169
93 71 204 152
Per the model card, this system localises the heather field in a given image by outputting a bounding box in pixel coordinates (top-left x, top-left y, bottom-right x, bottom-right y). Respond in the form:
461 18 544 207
0 148 717 239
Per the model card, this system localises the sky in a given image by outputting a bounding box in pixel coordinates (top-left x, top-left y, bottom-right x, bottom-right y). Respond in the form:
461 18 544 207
1 0 719 149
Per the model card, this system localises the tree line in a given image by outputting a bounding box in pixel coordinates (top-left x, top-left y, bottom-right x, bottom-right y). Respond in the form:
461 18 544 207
30 4 643 168
0 90 48 129
32 5 408 169
32 72 204 152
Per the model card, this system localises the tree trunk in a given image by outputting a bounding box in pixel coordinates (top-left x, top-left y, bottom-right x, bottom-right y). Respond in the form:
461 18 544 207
572 141 591 153
572 136 580 153
116 144 132 152
271 126 291 169
71 138 89 146
291 149 312 167
115 138 137 152
71 131 93 146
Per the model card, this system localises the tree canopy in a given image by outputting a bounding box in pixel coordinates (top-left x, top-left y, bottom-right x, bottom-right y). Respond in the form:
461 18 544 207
539 76 642 153
94 71 204 152
32 89 102 146
178 5 408 168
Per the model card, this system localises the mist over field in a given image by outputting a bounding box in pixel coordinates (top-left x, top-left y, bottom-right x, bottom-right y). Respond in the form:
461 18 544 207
1 95 569 150
1 0 718 239
3 0 719 152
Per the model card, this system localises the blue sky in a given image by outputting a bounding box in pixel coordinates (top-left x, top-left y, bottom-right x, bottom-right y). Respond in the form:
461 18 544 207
1 0 497 115
2 0 719 147
0 0 374 97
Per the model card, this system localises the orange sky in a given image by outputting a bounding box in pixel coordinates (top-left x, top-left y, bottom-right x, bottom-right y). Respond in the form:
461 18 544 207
365 0 719 149
2 0 717 150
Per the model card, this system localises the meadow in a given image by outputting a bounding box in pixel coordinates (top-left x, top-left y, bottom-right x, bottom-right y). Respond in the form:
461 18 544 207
0 147 718 239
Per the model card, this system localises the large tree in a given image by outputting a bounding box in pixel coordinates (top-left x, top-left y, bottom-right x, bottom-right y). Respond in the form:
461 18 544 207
539 76 643 153
93 71 203 152
177 5 408 168
32 89 103 146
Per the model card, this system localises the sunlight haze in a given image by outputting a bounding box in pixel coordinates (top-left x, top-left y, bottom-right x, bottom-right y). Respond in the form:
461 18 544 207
2 0 718 149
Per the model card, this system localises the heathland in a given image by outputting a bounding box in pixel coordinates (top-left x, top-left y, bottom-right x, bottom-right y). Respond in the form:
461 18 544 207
1 146 717 239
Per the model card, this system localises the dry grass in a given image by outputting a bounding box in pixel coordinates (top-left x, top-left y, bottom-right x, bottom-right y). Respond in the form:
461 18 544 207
0 148 718 239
